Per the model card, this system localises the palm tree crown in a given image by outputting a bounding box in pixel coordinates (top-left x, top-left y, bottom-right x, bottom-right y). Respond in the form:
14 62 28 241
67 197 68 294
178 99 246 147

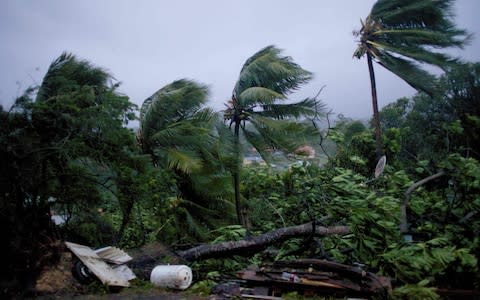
225 45 320 158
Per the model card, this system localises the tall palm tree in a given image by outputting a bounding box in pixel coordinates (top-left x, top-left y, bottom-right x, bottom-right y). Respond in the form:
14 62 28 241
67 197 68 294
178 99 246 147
354 0 470 157
224 45 322 227
139 79 234 241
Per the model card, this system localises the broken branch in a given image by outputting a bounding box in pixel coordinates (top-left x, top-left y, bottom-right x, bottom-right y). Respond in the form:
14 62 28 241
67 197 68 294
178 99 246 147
177 222 350 261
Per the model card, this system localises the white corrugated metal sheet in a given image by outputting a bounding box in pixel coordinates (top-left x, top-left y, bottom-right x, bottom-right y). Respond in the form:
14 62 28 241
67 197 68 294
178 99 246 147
65 242 135 287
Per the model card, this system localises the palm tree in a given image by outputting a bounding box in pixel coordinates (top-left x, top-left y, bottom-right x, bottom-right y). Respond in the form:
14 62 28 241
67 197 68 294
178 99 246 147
139 79 234 241
224 45 322 227
353 0 470 157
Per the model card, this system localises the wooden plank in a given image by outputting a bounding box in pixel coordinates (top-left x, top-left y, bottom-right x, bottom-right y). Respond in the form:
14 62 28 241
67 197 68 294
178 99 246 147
65 242 131 287
299 278 343 289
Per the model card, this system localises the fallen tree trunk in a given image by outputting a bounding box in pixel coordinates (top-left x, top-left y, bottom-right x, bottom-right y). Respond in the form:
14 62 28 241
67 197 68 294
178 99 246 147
176 222 350 261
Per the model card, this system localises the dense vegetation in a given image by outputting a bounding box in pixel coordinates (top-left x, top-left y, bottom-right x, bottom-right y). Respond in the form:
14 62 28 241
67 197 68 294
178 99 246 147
1 0 478 298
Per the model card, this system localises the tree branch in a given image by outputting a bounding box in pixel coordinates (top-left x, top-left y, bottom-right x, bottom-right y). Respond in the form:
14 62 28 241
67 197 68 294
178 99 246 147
400 171 445 233
176 222 350 261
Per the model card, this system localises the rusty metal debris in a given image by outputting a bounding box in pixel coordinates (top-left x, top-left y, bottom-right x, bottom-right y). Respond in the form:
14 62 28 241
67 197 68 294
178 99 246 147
236 259 391 298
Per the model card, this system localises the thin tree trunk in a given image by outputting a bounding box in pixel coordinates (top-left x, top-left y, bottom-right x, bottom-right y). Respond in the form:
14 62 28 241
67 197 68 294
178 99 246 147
177 222 350 261
400 171 445 233
233 120 244 227
367 52 383 159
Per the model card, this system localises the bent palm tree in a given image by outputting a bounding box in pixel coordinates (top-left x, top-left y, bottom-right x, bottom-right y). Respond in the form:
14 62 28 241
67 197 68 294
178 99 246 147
224 45 322 227
140 79 234 241
354 0 470 157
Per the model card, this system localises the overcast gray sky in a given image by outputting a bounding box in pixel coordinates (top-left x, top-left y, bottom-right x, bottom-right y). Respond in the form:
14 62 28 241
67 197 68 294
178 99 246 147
1 0 479 120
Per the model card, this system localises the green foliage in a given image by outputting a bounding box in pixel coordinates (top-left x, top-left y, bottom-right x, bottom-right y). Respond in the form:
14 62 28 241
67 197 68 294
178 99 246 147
1 53 139 294
392 280 439 300
328 126 376 176
382 238 476 283
187 279 216 296
63 209 115 247
380 63 480 166
244 163 330 233
242 144 480 293
211 225 247 243
327 169 403 268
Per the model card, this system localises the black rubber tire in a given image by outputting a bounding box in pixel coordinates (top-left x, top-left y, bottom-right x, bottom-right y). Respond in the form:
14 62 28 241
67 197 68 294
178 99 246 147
72 259 96 284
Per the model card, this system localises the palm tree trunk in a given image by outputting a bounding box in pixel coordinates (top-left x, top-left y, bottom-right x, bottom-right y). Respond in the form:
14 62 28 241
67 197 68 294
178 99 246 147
233 121 244 226
367 52 383 158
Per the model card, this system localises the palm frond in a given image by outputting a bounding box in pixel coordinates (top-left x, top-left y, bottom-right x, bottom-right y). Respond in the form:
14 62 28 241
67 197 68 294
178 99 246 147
259 98 323 119
140 79 210 153
238 86 286 107
166 148 203 173
248 117 314 153
374 28 467 48
367 39 460 71
376 52 438 96
249 114 288 131
151 125 210 146
234 45 312 98
371 0 456 31
242 128 273 161
140 79 209 140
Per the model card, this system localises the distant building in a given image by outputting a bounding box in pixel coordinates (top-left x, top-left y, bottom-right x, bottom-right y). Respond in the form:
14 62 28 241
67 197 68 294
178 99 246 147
294 145 315 159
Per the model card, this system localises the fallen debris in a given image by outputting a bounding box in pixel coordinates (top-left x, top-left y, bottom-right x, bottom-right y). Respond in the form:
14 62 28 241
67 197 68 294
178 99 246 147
150 265 193 290
236 259 391 298
65 241 136 287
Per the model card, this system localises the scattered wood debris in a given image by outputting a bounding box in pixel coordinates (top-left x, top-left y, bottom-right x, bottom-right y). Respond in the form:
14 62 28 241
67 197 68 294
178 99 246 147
236 259 391 298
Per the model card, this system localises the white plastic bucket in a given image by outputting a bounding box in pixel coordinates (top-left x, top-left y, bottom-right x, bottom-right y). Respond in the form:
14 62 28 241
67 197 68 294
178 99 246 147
150 265 193 290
